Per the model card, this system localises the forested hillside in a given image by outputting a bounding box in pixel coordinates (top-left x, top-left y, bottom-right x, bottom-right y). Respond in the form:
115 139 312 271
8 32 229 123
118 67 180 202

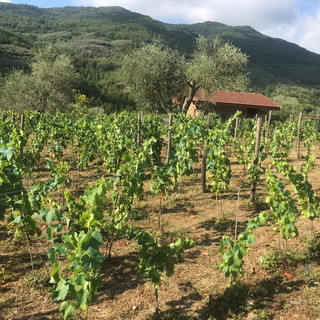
1 3 320 114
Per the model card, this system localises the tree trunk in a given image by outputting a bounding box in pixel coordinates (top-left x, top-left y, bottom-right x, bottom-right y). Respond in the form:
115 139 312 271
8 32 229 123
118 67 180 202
182 82 199 115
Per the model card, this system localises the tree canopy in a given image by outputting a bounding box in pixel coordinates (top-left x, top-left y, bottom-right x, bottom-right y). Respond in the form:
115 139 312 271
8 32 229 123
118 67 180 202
181 36 249 113
119 41 186 113
0 46 78 113
119 36 249 114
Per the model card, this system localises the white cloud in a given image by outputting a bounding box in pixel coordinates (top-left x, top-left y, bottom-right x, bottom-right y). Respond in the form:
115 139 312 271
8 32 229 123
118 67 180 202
73 0 320 54
294 10 320 54
0 0 12 2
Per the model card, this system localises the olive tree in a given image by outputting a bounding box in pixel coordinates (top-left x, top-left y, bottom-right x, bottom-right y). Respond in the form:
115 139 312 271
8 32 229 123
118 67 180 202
119 37 248 114
181 36 249 114
0 46 78 113
119 41 186 113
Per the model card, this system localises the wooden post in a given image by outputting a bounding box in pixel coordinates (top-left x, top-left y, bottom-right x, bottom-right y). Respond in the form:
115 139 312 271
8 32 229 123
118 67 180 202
137 114 141 147
265 110 272 140
12 110 15 124
297 111 303 159
249 117 262 202
201 114 211 193
20 114 25 131
19 114 25 157
166 113 173 164
234 187 240 240
1 113 5 122
234 116 239 140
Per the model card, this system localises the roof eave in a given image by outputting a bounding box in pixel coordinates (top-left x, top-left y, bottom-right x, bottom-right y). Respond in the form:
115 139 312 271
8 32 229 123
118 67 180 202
194 100 281 110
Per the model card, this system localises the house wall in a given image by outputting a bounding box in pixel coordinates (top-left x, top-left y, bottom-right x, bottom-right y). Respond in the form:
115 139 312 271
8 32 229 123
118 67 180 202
186 102 198 117
187 102 270 120
210 105 248 120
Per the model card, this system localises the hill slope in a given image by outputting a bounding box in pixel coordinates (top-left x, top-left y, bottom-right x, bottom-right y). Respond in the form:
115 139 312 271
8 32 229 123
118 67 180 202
1 3 320 112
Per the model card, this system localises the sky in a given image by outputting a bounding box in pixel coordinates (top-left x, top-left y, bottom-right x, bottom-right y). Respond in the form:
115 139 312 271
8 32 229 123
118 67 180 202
1 0 320 54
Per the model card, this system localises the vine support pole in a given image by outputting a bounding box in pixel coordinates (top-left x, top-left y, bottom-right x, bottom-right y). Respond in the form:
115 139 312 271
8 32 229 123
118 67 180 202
234 115 239 140
25 231 35 275
166 113 173 164
249 117 262 202
20 114 25 131
11 110 15 124
201 114 211 193
137 114 141 147
265 110 272 141
296 111 303 159
234 187 240 240
20 114 25 157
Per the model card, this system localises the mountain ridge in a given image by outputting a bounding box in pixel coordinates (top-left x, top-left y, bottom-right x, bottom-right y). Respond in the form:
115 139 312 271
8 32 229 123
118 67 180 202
1 3 320 113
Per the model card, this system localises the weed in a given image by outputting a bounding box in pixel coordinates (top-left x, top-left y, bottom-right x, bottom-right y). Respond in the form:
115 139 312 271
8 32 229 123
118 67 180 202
254 309 273 320
260 248 305 273
215 217 231 232
215 211 234 231
120 307 137 318
25 272 49 290
303 269 320 286
0 262 13 284
129 206 148 220
306 233 320 261
283 303 291 310
161 228 191 244
243 198 268 212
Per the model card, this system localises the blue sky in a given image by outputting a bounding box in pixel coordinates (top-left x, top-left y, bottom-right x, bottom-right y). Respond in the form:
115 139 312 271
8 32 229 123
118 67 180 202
7 0 75 7
2 0 320 54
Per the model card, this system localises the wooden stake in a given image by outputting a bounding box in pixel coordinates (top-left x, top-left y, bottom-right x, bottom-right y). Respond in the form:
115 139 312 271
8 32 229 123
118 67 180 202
137 114 141 147
265 110 272 140
234 116 239 140
201 114 211 193
249 117 262 202
235 187 240 241
297 111 303 159
19 114 25 156
26 232 35 275
20 114 25 131
166 113 173 164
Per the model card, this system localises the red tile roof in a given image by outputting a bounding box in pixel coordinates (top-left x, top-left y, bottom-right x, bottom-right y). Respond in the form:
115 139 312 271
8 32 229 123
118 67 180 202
193 91 281 110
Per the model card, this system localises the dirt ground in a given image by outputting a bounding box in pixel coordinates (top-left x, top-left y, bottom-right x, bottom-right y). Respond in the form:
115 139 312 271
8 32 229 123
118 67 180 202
1 148 320 320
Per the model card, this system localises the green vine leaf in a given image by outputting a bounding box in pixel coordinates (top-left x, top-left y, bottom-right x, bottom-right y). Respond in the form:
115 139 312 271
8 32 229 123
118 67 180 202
59 301 76 319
